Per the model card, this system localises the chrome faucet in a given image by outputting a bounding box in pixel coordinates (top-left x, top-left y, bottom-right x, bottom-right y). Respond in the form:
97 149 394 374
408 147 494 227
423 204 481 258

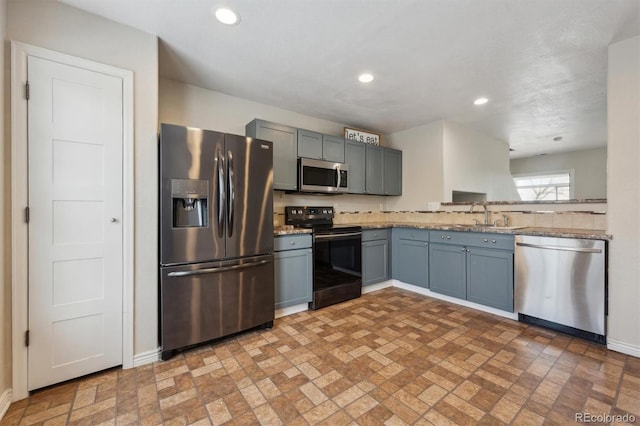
469 202 489 225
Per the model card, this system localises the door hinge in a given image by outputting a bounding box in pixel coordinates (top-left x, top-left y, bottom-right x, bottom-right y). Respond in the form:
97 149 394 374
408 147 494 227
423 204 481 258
25 330 29 347
25 206 30 223
25 81 30 100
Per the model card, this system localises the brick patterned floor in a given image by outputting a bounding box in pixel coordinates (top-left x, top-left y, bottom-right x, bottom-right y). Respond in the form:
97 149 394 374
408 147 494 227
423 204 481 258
2 287 639 425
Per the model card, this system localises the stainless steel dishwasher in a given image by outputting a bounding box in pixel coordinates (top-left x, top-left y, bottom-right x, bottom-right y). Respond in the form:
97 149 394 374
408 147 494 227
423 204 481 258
515 235 606 344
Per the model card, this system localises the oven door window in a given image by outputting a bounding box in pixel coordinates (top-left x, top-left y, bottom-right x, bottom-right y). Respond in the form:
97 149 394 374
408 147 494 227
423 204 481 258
314 234 362 290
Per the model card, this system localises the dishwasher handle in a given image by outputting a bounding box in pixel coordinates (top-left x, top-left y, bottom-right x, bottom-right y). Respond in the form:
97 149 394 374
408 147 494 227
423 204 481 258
516 242 602 254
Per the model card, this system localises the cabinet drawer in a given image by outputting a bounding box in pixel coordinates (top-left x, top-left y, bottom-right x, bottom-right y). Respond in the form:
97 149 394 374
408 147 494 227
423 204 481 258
464 233 514 251
362 228 390 242
430 230 468 245
393 228 429 242
274 234 312 251
430 231 514 251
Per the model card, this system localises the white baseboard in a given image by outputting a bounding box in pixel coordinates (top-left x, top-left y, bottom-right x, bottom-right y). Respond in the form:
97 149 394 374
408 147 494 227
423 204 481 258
133 348 161 367
362 280 393 294
0 388 12 422
275 303 308 319
390 280 519 320
607 339 640 358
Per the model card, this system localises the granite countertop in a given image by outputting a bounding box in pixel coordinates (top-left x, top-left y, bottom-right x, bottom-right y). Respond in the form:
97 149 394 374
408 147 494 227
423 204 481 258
273 226 312 236
273 222 611 240
354 222 612 240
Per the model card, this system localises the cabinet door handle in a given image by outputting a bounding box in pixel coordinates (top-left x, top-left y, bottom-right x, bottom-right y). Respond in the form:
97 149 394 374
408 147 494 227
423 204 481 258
441 235 445 239
461 247 466 252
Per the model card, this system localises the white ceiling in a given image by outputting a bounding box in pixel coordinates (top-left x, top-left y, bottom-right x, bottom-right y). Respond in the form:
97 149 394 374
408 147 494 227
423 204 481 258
59 0 639 158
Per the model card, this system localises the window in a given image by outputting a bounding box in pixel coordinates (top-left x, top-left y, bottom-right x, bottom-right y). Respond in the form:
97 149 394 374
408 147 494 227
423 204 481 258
513 172 572 201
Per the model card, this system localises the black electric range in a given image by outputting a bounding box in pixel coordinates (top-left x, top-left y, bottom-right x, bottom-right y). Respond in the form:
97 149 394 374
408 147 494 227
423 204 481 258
285 206 362 309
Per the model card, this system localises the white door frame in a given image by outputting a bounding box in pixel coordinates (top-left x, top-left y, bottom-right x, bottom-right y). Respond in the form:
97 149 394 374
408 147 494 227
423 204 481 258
10 41 135 401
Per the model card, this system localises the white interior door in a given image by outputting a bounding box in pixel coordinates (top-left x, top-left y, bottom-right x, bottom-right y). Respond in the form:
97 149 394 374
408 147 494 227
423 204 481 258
27 55 124 390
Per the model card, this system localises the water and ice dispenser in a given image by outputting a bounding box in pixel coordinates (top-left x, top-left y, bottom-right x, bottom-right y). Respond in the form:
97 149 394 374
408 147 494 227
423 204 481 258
171 179 209 228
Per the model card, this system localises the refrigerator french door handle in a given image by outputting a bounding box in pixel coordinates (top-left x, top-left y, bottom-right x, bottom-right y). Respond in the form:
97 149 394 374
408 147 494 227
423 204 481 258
216 150 225 238
167 259 271 277
227 150 235 237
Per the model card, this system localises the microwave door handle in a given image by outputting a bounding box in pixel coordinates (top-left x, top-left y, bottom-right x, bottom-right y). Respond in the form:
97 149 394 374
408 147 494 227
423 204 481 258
336 165 341 190
216 150 225 238
227 150 234 238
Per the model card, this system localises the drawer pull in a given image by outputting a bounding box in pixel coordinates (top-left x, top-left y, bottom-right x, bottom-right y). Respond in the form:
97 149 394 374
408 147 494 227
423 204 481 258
441 235 445 239
484 238 488 242
291 241 296 245
447 236 451 239
492 239 497 243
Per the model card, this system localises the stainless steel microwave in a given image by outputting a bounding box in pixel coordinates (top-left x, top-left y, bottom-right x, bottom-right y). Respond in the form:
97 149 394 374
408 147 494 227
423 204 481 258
298 158 349 193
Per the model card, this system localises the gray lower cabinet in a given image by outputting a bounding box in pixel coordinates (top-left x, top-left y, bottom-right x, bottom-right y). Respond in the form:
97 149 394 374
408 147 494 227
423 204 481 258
345 140 365 194
391 228 429 288
467 247 513 312
429 230 514 312
362 229 390 286
274 234 313 309
429 243 466 298
246 119 298 191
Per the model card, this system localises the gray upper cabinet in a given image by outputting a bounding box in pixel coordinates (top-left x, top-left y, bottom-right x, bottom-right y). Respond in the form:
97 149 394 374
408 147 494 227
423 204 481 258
365 144 384 195
246 119 298 191
297 129 323 160
345 140 366 194
391 228 429 288
297 130 345 163
322 135 345 163
384 148 402 195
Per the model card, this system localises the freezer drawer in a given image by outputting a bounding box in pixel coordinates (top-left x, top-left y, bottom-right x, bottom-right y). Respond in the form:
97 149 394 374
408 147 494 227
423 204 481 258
515 235 606 342
160 254 274 359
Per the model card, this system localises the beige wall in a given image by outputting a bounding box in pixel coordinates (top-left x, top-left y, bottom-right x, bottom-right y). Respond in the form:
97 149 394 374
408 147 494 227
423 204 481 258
7 0 159 362
385 121 444 210
1 0 9 407
607 35 640 354
511 148 607 199
442 120 518 202
159 78 387 214
385 120 518 209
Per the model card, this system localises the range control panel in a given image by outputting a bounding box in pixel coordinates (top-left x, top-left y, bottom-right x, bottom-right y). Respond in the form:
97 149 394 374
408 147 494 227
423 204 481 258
285 206 334 226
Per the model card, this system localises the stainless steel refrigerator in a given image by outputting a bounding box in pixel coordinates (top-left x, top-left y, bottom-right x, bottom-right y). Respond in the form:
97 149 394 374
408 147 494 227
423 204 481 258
159 123 274 360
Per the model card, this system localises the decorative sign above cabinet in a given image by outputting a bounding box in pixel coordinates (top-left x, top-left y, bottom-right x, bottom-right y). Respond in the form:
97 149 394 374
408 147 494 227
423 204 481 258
344 127 380 145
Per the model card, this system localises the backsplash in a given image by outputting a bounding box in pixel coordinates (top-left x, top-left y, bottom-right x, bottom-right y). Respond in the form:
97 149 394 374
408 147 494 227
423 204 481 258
274 204 606 231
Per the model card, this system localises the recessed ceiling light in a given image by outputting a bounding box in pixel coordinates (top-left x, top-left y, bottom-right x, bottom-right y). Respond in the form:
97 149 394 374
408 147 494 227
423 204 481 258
553 136 563 142
214 7 240 25
358 73 374 83
473 97 489 105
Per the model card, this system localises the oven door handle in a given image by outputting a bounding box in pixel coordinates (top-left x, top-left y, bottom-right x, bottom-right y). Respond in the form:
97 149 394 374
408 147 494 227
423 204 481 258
314 232 362 240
